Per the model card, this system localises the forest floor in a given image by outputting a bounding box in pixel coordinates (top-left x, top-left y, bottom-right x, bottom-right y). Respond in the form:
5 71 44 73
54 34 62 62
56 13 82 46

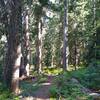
20 75 54 100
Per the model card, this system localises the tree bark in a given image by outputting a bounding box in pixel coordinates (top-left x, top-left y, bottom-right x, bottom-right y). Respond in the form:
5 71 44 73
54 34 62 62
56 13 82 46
3 0 22 94
36 19 43 74
63 0 69 71
20 8 30 77
51 45 54 67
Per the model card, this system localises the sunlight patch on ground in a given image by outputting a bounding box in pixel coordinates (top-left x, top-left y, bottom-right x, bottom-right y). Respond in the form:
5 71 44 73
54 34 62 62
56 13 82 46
41 82 51 86
21 96 50 100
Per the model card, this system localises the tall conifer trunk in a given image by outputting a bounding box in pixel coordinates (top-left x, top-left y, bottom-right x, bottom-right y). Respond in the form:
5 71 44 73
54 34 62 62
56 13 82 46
23 8 30 76
3 0 22 94
36 19 43 73
20 8 30 77
63 0 69 70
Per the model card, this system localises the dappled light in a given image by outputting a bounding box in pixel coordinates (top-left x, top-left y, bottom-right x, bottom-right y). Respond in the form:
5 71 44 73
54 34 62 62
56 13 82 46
0 0 100 99
19 75 55 100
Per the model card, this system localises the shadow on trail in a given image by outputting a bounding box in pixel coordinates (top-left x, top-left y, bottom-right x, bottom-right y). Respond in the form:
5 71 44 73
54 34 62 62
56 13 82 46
19 75 56 100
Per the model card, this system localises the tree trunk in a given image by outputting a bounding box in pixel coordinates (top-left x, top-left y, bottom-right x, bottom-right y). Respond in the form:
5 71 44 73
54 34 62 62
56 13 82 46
96 27 100 59
20 8 30 77
3 0 22 94
93 0 96 58
63 0 69 71
74 39 77 70
74 42 80 70
73 0 78 70
51 45 54 67
36 19 43 74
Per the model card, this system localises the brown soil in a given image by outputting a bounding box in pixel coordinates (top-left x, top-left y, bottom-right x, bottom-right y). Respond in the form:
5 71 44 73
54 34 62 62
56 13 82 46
21 76 54 100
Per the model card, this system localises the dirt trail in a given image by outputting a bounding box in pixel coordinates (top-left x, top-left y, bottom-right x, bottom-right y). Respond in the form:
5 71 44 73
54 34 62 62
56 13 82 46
33 76 53 100
21 76 54 100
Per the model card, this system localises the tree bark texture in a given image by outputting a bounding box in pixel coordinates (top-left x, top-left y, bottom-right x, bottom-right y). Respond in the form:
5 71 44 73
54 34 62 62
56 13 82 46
20 8 30 77
35 19 43 74
3 0 22 94
63 0 69 70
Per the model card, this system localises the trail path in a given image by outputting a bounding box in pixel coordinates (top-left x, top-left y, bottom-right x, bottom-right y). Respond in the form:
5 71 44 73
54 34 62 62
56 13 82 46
21 76 54 100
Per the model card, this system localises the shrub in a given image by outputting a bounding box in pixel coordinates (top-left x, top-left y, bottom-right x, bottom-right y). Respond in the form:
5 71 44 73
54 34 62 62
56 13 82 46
49 72 93 99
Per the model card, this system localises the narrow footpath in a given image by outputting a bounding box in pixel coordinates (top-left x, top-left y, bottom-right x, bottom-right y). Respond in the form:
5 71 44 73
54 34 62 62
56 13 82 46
21 76 54 100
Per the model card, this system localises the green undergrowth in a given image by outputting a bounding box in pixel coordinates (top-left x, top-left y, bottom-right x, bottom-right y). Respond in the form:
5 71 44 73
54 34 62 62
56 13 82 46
36 75 47 83
0 73 48 100
43 67 62 75
50 61 100 99
70 60 100 90
0 83 11 100
20 74 47 96
0 82 19 100
20 81 40 96
49 72 93 100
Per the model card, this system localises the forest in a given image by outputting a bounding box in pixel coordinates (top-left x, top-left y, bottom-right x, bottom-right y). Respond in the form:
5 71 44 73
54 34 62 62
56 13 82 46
0 0 100 100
